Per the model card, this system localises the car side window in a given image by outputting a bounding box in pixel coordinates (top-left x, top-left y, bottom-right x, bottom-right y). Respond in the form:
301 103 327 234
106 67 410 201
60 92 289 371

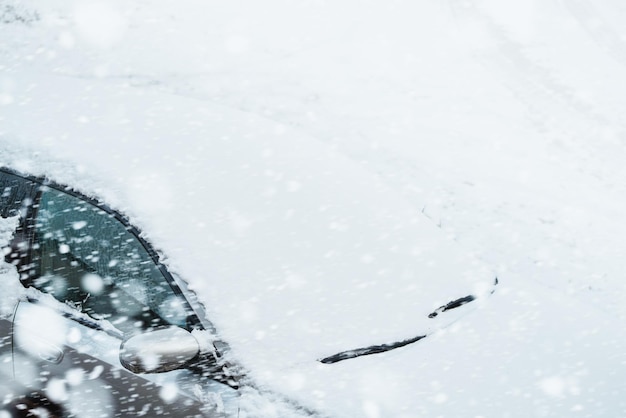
23 186 194 336
0 170 38 219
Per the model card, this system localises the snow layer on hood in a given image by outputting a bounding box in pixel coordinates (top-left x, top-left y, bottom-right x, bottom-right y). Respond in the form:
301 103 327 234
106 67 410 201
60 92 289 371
0 70 495 373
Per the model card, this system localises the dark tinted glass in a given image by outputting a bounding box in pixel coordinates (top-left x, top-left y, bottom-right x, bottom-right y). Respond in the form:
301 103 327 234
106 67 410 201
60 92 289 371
0 170 38 219
28 187 193 335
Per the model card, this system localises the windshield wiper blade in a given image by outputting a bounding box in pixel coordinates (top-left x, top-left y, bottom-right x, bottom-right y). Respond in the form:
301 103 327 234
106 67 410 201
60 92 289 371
319 334 427 364
427 294 476 318
319 277 499 364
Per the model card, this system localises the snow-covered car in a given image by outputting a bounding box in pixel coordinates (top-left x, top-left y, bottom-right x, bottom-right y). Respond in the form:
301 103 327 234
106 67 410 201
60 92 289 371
0 167 239 417
0 163 496 417
3 0 626 415
0 67 500 416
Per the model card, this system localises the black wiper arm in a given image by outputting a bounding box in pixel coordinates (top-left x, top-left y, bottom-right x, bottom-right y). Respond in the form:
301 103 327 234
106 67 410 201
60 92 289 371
427 294 476 318
319 334 427 364
319 277 499 364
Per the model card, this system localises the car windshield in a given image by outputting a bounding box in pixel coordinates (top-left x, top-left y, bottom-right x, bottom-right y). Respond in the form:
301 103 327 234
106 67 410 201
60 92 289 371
27 186 195 335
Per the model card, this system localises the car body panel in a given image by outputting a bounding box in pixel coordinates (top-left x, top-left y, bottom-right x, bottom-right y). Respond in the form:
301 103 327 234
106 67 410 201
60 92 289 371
12 298 211 418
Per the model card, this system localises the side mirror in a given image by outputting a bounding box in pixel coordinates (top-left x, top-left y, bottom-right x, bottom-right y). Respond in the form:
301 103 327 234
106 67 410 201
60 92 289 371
119 327 200 374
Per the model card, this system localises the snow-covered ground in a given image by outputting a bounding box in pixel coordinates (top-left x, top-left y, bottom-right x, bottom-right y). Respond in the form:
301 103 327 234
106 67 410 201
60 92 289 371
1 0 626 416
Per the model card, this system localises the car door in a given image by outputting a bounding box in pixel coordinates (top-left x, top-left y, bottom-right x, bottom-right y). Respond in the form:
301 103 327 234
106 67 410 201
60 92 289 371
11 296 210 418
1 168 226 417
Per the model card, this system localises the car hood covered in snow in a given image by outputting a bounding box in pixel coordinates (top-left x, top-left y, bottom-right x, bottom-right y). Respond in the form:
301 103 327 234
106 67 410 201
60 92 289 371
0 70 495 371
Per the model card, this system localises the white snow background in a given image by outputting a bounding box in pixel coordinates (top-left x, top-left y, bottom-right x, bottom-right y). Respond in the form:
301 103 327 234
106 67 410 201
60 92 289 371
1 0 626 417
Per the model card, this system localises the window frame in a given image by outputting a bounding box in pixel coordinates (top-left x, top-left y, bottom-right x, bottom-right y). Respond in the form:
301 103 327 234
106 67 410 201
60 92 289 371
0 167 204 332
